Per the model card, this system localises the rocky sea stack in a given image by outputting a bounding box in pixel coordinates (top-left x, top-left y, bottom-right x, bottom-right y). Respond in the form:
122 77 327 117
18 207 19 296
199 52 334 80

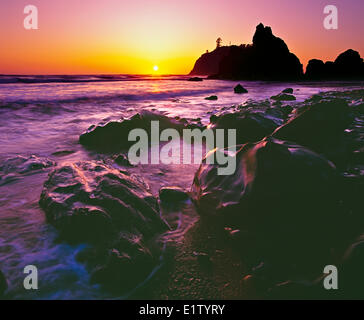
190 23 303 80
306 49 364 80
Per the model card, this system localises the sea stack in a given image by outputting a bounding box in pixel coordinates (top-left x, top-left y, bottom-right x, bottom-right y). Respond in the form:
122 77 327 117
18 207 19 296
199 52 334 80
189 23 303 80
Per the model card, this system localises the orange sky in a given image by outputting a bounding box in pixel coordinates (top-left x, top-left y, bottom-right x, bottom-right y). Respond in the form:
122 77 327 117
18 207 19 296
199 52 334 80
0 0 363 74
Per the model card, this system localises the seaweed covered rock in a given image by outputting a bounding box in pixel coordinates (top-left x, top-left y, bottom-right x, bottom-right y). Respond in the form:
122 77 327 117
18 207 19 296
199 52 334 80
39 161 168 293
191 137 343 266
79 110 187 152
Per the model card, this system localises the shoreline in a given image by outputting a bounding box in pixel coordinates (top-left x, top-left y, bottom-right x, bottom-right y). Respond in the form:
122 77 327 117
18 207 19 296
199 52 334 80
0 87 363 299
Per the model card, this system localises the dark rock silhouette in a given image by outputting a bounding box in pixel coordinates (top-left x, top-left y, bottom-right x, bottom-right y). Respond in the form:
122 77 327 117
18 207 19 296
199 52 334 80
234 84 248 94
188 77 204 82
189 47 232 76
39 161 168 293
190 23 303 80
305 49 364 80
205 95 218 100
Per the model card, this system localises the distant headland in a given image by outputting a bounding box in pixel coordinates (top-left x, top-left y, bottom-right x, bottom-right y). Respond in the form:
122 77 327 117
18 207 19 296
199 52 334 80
189 23 364 81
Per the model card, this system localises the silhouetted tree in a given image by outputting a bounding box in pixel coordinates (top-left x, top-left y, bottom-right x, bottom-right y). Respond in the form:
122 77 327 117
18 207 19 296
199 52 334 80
216 37 222 48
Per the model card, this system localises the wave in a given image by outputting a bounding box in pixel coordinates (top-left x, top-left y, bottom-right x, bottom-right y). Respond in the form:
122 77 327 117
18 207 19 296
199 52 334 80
0 74 191 84
0 88 223 106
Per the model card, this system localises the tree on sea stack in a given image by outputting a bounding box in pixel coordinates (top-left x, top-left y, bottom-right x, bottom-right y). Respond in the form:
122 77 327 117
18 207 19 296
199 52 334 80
216 37 222 48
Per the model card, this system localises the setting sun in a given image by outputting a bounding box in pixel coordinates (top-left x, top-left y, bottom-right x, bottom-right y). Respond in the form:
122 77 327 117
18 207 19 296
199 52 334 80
153 65 159 72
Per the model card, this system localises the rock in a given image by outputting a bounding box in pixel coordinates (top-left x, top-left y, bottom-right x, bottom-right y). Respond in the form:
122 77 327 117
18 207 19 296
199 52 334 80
305 59 326 79
0 270 7 296
191 137 342 264
194 23 303 80
189 47 232 76
272 98 353 161
334 49 364 78
79 110 187 151
210 110 281 145
305 49 364 80
39 161 168 293
270 93 296 101
282 88 293 94
188 77 203 82
234 84 248 94
159 186 189 203
205 95 218 101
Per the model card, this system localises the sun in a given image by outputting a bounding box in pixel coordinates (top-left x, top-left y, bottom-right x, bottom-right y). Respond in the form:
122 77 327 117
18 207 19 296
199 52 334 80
153 65 159 72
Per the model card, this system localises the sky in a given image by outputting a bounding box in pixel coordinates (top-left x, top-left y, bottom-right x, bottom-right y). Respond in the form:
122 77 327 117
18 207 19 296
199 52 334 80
0 0 363 75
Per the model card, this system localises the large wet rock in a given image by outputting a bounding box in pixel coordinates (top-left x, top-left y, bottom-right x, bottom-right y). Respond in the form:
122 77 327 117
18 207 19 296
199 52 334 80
191 137 343 266
210 108 283 145
39 161 169 293
272 98 353 166
79 110 188 152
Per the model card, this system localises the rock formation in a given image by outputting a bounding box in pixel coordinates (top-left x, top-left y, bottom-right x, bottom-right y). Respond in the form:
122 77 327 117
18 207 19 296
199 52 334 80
190 23 303 80
305 49 364 80
39 161 169 293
